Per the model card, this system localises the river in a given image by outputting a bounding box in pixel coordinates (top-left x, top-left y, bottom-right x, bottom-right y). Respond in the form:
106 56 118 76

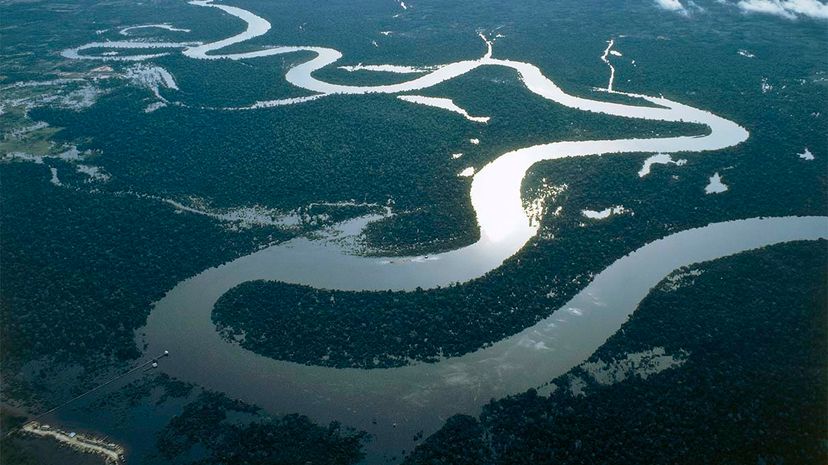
60 1 827 462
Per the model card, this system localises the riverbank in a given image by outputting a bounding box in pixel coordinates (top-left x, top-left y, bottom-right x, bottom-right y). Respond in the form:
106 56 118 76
21 421 124 464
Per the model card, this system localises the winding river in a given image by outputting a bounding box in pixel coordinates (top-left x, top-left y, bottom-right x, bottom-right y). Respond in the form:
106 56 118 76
62 1 828 461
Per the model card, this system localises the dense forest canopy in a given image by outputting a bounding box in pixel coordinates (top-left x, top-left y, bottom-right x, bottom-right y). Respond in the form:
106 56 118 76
1 0 825 463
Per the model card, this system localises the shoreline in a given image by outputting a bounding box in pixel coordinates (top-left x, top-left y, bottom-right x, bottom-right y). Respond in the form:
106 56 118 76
20 421 125 465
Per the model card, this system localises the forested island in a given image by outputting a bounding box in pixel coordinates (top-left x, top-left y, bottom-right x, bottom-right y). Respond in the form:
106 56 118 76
1 0 826 463
213 161 824 370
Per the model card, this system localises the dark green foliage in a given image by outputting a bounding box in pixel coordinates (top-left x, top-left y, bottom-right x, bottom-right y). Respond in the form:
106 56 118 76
0 411 39 465
212 182 823 370
0 163 285 373
403 415 494 465
206 3 826 368
29 67 700 256
0 439 39 465
1 0 826 462
5 0 827 374
156 391 368 465
85 373 194 412
404 241 828 464
0 410 28 435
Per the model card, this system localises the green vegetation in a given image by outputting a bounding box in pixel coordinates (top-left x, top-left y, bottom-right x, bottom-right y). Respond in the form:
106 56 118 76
0 107 62 156
404 415 494 465
0 411 37 465
199 0 823 369
0 411 36 465
156 391 368 465
30 66 704 256
0 162 290 402
1 373 367 465
84 373 194 412
1 0 826 462
403 240 828 464
212 143 824 369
